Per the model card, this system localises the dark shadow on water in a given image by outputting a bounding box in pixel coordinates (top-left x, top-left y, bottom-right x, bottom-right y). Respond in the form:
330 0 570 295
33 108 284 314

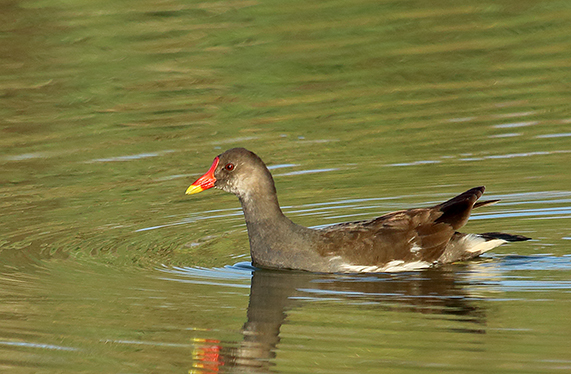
190 266 486 373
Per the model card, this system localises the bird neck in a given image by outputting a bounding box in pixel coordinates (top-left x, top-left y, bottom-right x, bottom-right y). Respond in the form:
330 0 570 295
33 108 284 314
238 184 289 227
237 177 314 267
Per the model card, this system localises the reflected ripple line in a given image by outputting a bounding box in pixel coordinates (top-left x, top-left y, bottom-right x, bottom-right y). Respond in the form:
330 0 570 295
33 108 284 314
0 340 79 351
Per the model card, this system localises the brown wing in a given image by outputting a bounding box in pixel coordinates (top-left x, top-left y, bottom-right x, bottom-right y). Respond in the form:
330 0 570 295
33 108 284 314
318 186 486 266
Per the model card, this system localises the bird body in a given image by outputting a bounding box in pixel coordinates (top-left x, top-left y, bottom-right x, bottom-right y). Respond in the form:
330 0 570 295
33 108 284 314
187 148 529 273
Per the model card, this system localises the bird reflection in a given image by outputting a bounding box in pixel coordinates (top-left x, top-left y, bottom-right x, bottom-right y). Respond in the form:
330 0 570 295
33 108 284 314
190 266 486 373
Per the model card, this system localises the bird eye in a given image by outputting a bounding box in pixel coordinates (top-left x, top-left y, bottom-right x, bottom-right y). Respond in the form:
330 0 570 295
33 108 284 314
225 163 235 171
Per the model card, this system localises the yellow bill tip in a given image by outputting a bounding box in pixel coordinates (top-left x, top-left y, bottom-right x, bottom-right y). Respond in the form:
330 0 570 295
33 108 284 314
185 184 205 195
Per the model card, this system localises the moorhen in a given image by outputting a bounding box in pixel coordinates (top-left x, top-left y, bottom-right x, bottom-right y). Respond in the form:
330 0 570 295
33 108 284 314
186 148 530 273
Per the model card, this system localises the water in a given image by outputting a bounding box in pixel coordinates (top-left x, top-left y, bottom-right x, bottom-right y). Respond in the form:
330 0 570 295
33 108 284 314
1 0 571 372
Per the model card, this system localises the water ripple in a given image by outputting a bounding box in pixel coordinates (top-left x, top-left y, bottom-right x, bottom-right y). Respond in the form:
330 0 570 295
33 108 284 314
489 254 571 272
86 150 174 163
471 206 571 220
0 340 79 351
157 262 254 288
536 132 571 138
274 167 340 176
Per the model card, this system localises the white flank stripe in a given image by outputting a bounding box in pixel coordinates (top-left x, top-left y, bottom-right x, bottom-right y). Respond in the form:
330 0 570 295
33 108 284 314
410 243 422 253
340 260 431 273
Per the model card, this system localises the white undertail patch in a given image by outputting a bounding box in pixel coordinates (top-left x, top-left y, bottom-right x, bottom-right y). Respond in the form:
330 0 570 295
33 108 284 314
463 234 507 254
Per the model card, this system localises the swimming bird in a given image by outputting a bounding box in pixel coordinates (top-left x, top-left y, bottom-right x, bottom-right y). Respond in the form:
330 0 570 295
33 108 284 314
186 148 530 273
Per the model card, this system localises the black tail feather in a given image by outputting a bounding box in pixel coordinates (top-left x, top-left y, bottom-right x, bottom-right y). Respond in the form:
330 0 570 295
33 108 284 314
480 232 531 242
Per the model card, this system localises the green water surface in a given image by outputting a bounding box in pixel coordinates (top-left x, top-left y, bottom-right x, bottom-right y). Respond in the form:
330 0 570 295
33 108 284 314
1 0 570 373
